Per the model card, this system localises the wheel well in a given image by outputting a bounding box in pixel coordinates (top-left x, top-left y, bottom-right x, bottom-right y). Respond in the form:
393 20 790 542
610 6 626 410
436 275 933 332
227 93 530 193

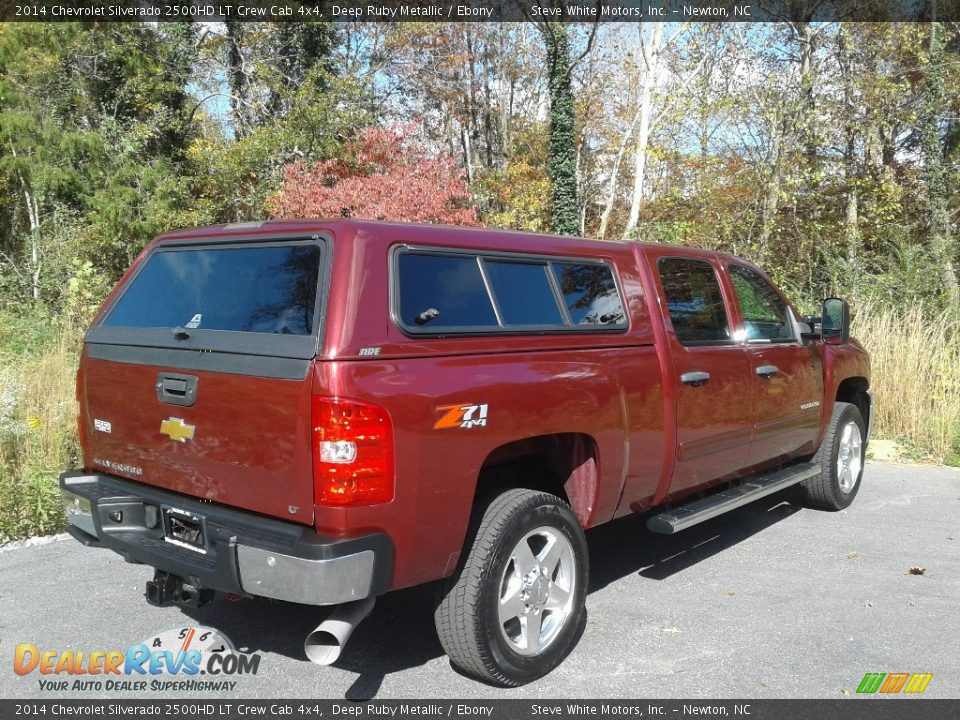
475 433 599 527
836 376 870 430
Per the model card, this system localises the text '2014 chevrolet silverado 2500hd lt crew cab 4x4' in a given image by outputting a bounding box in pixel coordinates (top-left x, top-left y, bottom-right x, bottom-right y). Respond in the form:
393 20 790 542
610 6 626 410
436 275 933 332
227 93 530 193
61 220 872 686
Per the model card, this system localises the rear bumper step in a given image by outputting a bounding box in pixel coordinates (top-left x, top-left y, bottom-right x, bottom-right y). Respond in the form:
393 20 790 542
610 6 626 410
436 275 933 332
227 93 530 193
647 463 819 534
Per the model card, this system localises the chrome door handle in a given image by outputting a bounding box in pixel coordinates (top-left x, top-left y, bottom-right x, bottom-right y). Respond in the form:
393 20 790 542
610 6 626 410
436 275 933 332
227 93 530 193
756 365 779 379
680 371 710 387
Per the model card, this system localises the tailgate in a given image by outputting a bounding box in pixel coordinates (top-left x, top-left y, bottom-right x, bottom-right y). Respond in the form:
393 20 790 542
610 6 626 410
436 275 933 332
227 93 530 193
79 237 328 525
79 354 315 524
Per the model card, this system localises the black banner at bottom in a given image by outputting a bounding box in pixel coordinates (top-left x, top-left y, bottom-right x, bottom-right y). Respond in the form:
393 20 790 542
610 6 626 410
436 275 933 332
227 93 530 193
1 699 957 720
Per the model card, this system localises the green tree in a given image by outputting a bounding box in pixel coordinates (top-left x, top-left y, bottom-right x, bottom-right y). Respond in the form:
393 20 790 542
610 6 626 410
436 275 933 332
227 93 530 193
0 23 207 296
539 22 580 236
190 23 366 223
919 21 959 303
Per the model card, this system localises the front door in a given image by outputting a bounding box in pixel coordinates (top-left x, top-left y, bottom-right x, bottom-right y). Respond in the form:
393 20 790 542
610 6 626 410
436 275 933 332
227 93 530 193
724 263 823 467
655 255 753 497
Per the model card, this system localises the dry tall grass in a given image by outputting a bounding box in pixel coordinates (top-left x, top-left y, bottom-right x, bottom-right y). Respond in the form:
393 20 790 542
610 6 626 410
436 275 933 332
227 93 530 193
0 318 81 541
852 302 960 463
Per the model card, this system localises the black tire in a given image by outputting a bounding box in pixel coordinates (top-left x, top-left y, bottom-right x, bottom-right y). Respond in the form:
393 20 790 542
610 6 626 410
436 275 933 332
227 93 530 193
798 401 865 510
434 489 589 687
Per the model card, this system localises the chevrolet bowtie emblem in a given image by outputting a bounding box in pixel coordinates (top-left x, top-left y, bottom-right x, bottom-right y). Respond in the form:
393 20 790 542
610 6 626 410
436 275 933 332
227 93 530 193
160 417 196 443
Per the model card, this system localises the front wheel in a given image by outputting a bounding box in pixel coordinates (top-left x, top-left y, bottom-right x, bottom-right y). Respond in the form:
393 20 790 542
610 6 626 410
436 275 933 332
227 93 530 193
434 489 588 687
798 401 865 510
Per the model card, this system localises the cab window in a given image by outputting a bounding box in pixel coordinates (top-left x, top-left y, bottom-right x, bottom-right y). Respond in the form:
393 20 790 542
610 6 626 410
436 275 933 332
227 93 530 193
658 258 732 346
728 264 796 343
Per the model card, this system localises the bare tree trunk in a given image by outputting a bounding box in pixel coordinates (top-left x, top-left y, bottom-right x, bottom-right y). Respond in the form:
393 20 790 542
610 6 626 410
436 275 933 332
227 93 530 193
30 239 40 301
758 117 783 265
622 23 664 241
838 25 861 294
794 21 817 159
481 34 496 169
225 22 250 139
462 27 482 173
576 129 590 235
461 126 474 186
497 26 511 167
26 189 41 301
598 114 637 239
12 146 42 301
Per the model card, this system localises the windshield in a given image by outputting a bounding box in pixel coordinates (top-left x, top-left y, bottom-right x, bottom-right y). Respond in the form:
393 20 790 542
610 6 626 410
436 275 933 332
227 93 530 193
102 244 322 336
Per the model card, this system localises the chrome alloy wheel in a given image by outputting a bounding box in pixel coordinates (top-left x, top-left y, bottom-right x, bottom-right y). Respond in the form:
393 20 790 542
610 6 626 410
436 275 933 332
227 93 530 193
837 420 863 493
497 526 576 657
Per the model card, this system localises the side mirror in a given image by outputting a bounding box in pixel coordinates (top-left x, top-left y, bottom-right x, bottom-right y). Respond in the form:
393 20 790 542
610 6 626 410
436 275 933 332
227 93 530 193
821 297 850 345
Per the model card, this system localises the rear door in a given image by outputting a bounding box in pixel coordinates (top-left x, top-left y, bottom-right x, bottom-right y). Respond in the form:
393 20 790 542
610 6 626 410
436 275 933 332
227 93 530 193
724 263 823 466
654 255 753 496
79 237 326 525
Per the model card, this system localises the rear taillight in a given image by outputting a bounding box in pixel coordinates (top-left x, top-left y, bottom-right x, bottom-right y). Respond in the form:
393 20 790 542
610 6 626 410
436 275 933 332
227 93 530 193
311 398 394 506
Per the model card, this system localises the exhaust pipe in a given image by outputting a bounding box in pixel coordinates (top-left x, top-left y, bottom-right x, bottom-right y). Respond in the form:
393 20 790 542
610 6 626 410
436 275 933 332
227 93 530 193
304 597 375 665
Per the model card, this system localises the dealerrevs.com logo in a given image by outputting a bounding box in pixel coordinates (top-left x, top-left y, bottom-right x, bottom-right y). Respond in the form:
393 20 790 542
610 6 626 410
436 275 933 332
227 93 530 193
14 626 261 692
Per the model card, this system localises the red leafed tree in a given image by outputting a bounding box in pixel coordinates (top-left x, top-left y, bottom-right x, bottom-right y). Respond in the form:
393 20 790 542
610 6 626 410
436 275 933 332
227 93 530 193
268 125 480 226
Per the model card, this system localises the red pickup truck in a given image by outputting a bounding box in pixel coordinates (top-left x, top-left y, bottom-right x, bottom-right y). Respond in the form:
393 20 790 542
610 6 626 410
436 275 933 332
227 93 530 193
61 220 872 686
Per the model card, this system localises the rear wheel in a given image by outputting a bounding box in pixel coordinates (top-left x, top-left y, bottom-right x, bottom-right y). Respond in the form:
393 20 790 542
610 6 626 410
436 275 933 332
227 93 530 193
434 489 588 686
798 401 865 510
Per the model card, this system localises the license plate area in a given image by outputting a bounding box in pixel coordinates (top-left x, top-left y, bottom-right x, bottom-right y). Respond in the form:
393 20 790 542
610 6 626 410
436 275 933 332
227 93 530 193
162 506 207 554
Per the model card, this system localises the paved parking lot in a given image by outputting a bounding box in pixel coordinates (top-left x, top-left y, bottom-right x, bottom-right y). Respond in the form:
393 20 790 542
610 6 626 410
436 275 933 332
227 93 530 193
2 462 957 700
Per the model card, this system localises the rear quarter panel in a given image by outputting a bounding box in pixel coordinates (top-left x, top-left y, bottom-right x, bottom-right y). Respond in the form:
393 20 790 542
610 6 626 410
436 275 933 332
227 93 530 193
316 225 666 591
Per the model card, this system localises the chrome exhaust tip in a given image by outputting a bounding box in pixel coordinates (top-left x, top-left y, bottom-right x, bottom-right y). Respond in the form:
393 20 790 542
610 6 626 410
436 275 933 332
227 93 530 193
304 597 375 665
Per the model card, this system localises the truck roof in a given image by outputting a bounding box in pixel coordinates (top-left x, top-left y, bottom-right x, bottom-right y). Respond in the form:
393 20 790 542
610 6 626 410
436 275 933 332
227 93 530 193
153 218 730 262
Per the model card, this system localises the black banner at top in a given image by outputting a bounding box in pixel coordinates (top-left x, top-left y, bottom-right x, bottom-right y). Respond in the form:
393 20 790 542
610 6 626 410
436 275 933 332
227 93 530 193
1 0 957 23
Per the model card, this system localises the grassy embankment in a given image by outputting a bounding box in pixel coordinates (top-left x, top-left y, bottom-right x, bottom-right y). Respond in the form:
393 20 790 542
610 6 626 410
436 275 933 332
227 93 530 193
1 304 957 542
0 311 83 541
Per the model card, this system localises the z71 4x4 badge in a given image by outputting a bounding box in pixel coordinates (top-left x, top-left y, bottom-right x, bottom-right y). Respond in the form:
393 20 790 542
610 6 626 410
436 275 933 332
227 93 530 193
434 403 489 430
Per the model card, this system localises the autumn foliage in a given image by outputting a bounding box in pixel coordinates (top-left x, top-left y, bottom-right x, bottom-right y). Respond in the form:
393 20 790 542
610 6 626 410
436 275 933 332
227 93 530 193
268 125 480 226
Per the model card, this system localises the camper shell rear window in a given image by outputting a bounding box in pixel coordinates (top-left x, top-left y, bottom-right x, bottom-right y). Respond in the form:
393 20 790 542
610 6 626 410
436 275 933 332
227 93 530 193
87 237 327 360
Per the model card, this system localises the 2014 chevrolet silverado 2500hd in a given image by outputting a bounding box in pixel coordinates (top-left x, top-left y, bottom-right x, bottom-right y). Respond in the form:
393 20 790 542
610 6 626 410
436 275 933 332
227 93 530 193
60 220 872 686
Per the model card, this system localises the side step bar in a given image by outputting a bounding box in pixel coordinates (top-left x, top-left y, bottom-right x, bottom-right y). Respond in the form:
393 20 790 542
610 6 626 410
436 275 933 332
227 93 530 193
646 463 819 535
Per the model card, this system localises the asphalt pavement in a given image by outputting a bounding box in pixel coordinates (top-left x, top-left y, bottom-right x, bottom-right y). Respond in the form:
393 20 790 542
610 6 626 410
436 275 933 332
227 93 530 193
1 462 957 700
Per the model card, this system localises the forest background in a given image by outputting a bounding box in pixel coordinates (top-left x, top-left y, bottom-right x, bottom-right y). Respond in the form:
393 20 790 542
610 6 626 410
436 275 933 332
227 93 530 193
1 19 958 541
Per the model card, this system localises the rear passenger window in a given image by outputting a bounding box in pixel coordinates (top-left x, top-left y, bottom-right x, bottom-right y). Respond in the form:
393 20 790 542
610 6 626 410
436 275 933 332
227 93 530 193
394 250 627 334
551 263 625 326
397 254 497 329
485 261 564 326
658 258 731 345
